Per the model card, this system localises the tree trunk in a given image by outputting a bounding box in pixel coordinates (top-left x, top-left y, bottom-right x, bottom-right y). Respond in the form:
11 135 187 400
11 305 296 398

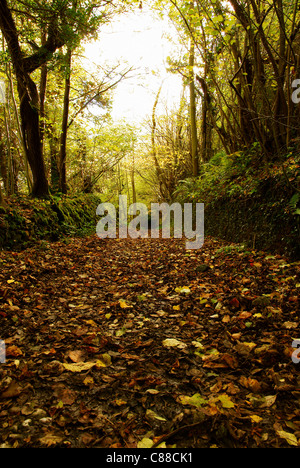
5 58 32 193
0 0 65 198
151 85 170 201
196 70 212 163
39 32 48 157
59 48 72 194
131 153 137 205
189 37 199 176
17 76 49 197
0 127 8 195
0 184 7 208
50 134 60 192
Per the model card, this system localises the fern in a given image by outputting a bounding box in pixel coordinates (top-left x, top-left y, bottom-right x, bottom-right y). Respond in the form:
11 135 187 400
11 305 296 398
289 193 300 215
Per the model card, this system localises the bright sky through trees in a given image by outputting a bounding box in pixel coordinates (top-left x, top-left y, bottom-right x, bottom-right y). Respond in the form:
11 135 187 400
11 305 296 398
84 7 183 123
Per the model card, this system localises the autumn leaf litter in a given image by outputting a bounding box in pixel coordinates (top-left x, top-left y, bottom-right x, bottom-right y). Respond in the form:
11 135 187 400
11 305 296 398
0 235 299 448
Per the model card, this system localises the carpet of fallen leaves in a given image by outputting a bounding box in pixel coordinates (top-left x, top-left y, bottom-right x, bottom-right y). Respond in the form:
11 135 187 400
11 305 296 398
0 234 299 448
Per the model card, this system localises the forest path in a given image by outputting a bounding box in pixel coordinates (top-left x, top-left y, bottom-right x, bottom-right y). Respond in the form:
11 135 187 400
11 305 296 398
0 234 299 448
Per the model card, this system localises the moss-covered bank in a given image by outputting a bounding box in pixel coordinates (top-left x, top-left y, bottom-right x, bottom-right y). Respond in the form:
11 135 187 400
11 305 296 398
0 194 101 250
202 177 300 260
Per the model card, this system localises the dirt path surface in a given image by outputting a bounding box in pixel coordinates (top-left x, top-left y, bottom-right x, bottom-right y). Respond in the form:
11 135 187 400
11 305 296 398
0 235 299 448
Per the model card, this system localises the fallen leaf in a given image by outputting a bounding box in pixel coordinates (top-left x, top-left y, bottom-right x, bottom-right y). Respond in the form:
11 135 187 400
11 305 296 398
238 311 252 320
229 297 240 308
119 299 132 309
276 430 298 447
84 319 97 327
6 345 23 357
98 353 111 366
146 409 167 421
162 338 187 349
239 376 261 393
178 393 207 407
222 314 230 323
283 321 298 329
249 415 263 424
222 353 239 369
235 342 256 356
137 438 154 448
67 350 85 363
217 394 235 408
62 362 96 372
83 376 94 386
39 433 64 447
114 398 127 406
192 340 204 349
116 328 126 337
54 385 77 405
175 286 191 294
0 381 24 399
261 395 277 407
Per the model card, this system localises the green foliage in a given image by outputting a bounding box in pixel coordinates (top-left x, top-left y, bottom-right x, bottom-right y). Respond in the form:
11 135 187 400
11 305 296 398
0 194 101 250
289 193 300 216
173 150 248 202
215 244 249 256
15 0 116 49
173 146 300 218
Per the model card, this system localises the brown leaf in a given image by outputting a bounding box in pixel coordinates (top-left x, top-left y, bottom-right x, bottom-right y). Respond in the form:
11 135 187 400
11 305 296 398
39 433 64 447
0 381 24 399
67 349 86 363
222 353 239 369
229 297 240 308
239 376 261 393
6 345 23 357
53 384 77 405
238 311 252 320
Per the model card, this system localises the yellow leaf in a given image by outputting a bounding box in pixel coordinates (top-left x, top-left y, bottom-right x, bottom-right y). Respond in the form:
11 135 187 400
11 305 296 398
192 341 204 349
178 393 207 407
63 362 96 372
146 409 167 421
119 300 132 309
137 438 154 448
157 442 167 448
217 394 235 408
175 286 190 294
39 433 64 447
114 398 127 406
97 353 111 367
83 376 94 386
276 430 298 446
7 279 15 284
84 319 97 327
243 342 257 351
261 395 276 407
162 338 187 349
249 415 263 424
